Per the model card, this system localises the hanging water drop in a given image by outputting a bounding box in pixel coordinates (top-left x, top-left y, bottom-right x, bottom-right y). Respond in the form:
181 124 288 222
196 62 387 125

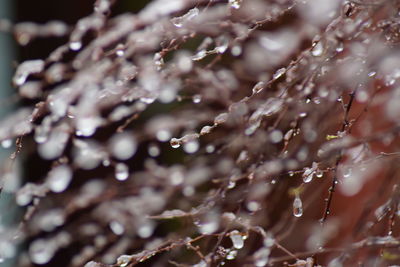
230 230 244 249
336 42 344 52
115 163 129 181
170 138 181 148
215 36 229 54
293 196 303 217
229 0 241 9
302 167 314 183
226 250 237 260
34 126 49 144
192 94 202 103
228 180 236 189
69 41 82 51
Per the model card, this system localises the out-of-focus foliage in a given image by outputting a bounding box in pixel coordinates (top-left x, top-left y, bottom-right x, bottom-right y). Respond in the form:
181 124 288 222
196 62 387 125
2 0 400 266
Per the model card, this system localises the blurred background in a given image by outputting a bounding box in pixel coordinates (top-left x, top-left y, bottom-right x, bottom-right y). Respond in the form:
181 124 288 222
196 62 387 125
0 1 152 266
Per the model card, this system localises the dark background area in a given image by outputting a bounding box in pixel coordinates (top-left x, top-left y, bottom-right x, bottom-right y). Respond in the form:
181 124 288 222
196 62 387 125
16 0 151 61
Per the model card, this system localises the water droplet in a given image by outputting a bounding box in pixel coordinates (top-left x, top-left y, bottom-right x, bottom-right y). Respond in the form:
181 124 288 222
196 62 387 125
293 196 303 217
109 133 137 160
102 159 110 166
13 60 45 86
170 138 181 148
299 112 307 118
183 140 199 154
273 68 285 80
171 7 199 28
247 201 260 212
110 221 125 235
231 45 242 56
214 113 228 124
230 230 244 249
302 166 315 183
69 41 82 51
252 81 265 94
1 139 12 149
192 94 202 103
46 165 73 193
116 49 124 57
34 126 49 144
206 145 215 153
303 173 313 183
228 180 236 189
269 130 283 143
29 239 54 265
183 186 195 196
115 163 129 181
368 71 376 77
226 250 237 260
192 50 207 61
312 42 323 56
156 129 172 142
137 223 154 238
336 42 344 52
316 170 323 178
75 117 100 137
229 0 241 9
200 125 212 135
148 143 160 157
140 96 156 104
215 36 229 54
343 167 352 178
254 247 270 266
16 190 31 206
117 255 132 267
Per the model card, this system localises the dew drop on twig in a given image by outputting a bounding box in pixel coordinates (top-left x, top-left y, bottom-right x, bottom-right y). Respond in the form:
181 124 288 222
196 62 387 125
171 7 199 28
230 230 244 249
170 138 181 148
311 42 323 57
272 68 285 80
293 196 303 217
